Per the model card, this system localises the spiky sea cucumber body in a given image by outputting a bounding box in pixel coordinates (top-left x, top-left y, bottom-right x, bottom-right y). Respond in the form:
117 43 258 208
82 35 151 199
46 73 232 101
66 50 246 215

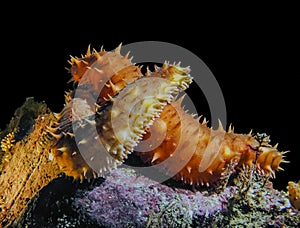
50 44 286 187
69 45 143 106
138 97 286 187
49 47 143 180
49 46 192 181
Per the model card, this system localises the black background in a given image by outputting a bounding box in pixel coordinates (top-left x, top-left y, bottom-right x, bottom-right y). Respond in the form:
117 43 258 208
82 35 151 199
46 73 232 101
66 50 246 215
0 6 298 191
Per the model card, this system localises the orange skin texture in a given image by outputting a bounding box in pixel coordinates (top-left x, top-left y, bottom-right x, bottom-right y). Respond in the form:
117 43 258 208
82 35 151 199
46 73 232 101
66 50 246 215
287 180 300 210
52 48 142 181
139 100 284 186
70 53 100 82
51 47 193 181
70 48 142 105
51 45 286 186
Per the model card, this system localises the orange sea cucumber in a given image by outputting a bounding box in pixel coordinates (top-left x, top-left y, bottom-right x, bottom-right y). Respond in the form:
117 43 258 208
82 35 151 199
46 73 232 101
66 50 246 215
49 44 287 187
138 97 286 187
48 46 192 181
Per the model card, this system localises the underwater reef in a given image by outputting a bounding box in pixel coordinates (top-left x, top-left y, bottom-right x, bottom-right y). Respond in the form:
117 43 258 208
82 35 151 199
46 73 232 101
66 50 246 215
0 44 299 227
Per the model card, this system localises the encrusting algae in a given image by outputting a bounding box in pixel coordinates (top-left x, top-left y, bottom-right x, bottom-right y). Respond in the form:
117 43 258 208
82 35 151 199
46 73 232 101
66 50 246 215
0 44 298 227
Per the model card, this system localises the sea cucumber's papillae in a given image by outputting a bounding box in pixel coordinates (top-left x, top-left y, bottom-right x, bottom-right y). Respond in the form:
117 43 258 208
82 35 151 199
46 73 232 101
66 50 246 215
138 98 286 187
49 46 193 181
61 45 287 187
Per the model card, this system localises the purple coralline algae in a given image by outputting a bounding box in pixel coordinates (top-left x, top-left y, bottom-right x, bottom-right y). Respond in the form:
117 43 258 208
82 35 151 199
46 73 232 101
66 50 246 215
73 167 300 227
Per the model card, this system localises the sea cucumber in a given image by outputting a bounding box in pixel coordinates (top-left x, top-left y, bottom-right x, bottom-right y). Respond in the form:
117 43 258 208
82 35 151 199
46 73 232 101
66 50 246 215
138 97 286 187
48 46 192 181
47 45 288 187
